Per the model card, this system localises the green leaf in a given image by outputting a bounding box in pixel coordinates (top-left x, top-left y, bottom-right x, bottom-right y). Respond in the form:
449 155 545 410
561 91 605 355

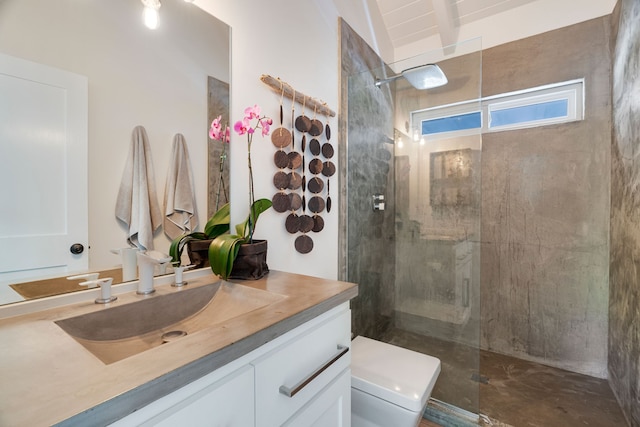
235 198 273 239
204 202 231 238
208 234 242 280
169 232 209 265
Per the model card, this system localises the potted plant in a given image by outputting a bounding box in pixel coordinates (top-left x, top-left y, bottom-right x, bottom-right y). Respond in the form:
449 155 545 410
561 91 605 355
208 198 272 280
208 104 273 280
169 201 231 268
170 106 273 280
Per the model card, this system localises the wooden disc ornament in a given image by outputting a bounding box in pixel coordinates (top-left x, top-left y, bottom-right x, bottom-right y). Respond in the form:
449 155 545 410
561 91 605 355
272 193 291 213
285 213 300 234
312 215 324 232
309 158 323 175
274 150 289 168
322 161 336 177
273 171 290 190
295 235 314 254
271 128 291 148
288 192 302 210
309 119 323 137
295 115 311 133
321 143 334 159
287 152 302 170
298 215 315 233
309 138 321 156
307 177 324 194
308 196 325 214
287 172 302 190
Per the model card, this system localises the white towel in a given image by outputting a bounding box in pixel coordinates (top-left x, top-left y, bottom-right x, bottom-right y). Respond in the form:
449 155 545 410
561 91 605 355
163 133 198 239
115 125 162 250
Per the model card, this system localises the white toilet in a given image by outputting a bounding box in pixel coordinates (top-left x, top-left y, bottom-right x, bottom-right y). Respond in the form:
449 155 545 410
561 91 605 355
350 336 441 427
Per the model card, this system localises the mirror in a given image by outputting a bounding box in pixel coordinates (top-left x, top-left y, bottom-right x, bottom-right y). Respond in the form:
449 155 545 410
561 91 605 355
0 0 230 305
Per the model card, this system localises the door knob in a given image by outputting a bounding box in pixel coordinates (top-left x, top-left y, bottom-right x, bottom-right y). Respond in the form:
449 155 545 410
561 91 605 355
70 243 84 254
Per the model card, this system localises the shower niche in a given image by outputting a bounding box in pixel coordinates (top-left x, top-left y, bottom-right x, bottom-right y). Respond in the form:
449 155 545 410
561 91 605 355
429 149 480 209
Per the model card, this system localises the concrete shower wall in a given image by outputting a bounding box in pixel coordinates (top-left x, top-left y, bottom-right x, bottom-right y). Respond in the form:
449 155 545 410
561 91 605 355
339 19 396 338
481 17 612 378
609 0 640 424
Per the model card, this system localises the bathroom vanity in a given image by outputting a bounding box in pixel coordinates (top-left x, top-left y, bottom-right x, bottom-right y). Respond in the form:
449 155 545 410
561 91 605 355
0 270 357 426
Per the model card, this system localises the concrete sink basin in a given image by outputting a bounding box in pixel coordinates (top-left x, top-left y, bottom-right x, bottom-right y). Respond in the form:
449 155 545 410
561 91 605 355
55 282 284 364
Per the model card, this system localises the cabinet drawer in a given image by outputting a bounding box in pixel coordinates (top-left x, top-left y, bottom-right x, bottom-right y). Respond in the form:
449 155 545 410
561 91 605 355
253 308 351 427
284 368 351 427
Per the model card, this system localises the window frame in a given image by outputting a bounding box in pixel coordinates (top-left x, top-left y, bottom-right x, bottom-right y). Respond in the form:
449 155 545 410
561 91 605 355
411 79 585 140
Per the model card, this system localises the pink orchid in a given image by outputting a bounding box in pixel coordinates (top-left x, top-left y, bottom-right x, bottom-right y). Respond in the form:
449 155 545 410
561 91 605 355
209 115 224 141
234 120 248 135
231 104 272 242
261 118 272 136
244 104 261 120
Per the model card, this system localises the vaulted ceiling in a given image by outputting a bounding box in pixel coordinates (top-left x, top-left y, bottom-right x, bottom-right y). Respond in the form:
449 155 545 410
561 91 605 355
374 0 537 49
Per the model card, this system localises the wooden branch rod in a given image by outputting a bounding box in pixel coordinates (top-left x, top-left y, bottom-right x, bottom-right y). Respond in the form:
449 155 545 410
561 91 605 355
260 74 336 117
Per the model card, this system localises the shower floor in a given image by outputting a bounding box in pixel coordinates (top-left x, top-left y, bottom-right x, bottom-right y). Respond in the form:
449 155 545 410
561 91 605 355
380 328 628 427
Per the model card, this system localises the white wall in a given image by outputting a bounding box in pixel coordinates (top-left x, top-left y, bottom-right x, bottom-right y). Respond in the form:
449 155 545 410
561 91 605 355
195 0 389 280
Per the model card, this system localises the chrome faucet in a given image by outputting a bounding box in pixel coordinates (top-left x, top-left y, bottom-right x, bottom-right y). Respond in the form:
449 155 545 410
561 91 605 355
136 251 172 295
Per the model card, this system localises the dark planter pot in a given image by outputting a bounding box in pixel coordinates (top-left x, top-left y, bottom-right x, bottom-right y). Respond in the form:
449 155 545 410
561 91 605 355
229 239 269 280
186 239 213 268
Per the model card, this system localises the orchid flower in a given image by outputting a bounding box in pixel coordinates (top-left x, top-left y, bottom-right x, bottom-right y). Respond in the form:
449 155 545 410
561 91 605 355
231 104 272 242
244 104 261 120
260 118 272 136
209 115 230 143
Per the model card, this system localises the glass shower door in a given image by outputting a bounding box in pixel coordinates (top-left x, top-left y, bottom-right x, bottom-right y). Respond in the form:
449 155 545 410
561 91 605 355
346 38 483 417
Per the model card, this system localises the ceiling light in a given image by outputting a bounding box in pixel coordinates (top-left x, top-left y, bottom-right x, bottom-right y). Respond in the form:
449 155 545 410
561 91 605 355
141 0 161 30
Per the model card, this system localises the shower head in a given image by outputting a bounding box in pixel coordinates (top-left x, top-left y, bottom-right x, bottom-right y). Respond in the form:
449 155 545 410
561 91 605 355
375 64 448 90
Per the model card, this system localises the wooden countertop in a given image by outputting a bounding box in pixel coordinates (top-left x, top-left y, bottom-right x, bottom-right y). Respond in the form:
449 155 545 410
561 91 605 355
0 270 358 427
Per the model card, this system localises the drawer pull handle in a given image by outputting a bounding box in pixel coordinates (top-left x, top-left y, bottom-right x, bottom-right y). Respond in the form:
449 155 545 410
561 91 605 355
279 344 349 398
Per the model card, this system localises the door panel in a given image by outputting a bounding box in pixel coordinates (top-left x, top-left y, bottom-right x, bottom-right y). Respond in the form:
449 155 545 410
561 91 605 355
0 53 88 284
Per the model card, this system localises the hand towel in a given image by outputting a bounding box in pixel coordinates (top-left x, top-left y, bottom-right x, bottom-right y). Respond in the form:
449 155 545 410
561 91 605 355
115 125 162 250
163 133 198 239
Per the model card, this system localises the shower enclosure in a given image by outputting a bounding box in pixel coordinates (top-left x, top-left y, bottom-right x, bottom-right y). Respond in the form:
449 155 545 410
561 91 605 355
341 37 483 415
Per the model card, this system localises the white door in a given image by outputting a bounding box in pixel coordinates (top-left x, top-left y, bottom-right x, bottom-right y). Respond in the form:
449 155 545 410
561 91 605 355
0 53 88 286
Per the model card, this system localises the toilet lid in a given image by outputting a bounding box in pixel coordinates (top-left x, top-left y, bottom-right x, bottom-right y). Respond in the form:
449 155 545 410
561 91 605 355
351 336 441 412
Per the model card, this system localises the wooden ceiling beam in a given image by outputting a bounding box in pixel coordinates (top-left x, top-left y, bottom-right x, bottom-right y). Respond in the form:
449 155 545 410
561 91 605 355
430 0 458 48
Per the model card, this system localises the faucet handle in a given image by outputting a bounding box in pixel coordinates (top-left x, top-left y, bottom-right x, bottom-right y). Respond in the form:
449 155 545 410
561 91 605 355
139 250 173 264
94 278 117 304
67 273 99 285
172 264 195 287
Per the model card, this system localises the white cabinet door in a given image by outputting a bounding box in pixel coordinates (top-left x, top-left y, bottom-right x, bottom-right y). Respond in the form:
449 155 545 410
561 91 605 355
285 369 351 427
0 53 88 284
111 365 254 427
